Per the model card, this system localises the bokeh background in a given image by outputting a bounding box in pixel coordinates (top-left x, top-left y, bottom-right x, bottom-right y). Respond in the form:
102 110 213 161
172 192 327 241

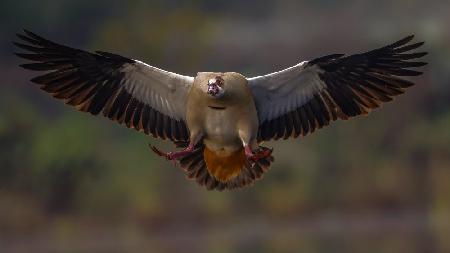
1 1 449 252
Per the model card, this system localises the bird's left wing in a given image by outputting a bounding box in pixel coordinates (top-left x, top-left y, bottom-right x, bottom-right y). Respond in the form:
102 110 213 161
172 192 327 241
15 30 194 142
248 35 427 141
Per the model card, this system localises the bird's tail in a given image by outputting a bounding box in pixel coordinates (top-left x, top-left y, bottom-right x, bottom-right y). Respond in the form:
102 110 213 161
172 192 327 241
176 143 273 191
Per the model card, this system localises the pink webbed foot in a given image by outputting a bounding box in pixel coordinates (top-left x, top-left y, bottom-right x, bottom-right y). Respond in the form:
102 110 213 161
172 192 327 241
150 144 194 162
244 145 273 162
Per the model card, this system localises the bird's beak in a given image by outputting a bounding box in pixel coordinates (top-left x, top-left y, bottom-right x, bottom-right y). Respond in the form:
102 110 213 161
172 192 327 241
207 83 220 96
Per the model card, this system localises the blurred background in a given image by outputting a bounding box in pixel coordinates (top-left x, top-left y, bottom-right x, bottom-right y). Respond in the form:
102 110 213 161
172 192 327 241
1 0 449 252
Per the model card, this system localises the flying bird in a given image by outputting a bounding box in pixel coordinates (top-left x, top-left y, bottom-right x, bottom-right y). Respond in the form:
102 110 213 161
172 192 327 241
15 30 427 191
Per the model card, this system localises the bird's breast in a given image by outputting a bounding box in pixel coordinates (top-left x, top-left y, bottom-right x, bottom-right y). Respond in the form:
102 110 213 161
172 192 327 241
203 108 242 152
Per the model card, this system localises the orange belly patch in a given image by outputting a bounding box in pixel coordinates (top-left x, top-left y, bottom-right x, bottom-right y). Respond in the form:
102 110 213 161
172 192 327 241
203 147 246 182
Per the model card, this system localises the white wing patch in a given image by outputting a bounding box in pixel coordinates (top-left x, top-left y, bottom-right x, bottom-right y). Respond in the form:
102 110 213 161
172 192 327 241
248 62 326 123
122 60 194 120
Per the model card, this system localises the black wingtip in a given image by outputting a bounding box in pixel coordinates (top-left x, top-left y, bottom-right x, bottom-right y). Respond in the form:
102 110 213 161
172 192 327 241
388 35 415 49
19 29 35 40
12 41 26 49
416 52 429 58
404 34 415 41
410 41 425 48
13 31 37 48
95 51 135 64
14 52 26 59
308 53 345 66
23 29 36 37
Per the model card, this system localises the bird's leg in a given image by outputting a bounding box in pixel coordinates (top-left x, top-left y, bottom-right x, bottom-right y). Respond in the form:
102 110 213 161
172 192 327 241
150 131 202 161
239 126 271 162
151 143 195 161
244 145 272 162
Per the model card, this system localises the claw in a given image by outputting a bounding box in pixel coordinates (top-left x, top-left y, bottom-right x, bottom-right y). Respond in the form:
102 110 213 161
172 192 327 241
245 145 273 162
149 145 178 166
250 148 272 162
150 145 169 158
149 143 194 163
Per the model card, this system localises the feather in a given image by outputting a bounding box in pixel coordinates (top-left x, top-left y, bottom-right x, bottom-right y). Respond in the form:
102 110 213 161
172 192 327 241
15 30 192 143
249 35 426 141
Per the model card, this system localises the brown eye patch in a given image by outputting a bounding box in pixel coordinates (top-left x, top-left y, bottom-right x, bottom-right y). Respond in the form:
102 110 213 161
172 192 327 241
215 76 225 87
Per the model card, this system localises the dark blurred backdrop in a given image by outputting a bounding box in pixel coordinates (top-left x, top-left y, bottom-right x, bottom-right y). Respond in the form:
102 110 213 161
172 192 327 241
1 1 449 253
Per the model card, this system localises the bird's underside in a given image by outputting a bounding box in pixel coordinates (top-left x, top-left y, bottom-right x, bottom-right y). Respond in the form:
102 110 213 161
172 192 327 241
15 30 427 191
151 72 275 190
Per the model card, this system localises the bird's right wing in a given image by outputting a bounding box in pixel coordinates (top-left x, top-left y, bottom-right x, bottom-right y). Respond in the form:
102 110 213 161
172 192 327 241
248 35 427 141
15 30 194 142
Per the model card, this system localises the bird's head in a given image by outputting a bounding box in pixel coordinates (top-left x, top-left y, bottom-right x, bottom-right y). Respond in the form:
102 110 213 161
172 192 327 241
194 72 250 106
207 76 225 98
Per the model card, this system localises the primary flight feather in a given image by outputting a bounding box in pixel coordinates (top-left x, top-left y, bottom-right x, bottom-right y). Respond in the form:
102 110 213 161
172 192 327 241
15 30 427 191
